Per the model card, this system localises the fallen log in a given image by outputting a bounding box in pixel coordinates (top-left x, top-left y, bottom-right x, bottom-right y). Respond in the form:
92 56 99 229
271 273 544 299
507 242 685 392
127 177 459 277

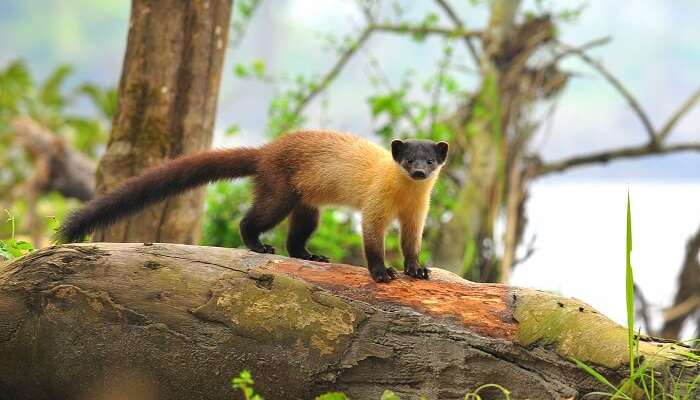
0 243 697 400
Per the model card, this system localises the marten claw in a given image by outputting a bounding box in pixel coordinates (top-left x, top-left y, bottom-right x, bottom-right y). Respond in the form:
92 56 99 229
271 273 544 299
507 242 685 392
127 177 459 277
370 266 398 283
251 244 275 254
309 254 330 262
290 251 330 263
289 250 331 262
405 265 431 280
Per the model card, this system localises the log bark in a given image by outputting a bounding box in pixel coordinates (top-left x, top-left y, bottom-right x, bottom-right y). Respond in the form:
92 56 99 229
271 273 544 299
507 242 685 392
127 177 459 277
1 244 697 400
94 0 232 244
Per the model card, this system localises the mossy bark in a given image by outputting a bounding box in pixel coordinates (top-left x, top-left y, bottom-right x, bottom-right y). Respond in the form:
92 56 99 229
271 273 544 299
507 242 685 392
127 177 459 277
94 0 232 244
0 243 697 400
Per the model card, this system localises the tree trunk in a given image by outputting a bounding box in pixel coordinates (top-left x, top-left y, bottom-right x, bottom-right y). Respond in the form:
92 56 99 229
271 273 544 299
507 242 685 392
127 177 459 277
94 0 232 244
432 0 520 279
432 3 564 282
1 243 696 400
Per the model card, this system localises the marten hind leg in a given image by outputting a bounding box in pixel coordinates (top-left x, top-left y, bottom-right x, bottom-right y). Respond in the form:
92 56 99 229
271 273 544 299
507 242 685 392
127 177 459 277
287 204 329 262
240 184 298 254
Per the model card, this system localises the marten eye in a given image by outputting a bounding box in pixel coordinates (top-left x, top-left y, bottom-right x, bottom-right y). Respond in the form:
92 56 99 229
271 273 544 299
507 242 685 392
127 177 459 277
427 159 435 165
406 159 414 164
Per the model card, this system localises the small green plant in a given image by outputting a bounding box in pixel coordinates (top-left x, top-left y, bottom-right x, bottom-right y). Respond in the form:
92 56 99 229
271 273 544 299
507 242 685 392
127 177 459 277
573 193 699 399
231 370 263 400
315 393 350 400
0 209 34 260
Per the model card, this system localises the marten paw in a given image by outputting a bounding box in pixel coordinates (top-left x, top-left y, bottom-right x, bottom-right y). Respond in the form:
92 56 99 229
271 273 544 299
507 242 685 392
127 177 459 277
404 264 431 279
291 251 330 263
309 254 330 262
251 244 275 254
370 266 398 283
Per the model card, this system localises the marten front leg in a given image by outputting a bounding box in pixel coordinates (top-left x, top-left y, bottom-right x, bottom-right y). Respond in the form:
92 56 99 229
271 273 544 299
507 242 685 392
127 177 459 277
362 209 397 283
400 207 430 279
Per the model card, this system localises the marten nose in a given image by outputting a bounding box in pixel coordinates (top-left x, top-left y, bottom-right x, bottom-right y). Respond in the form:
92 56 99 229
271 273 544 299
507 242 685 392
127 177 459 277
411 170 427 179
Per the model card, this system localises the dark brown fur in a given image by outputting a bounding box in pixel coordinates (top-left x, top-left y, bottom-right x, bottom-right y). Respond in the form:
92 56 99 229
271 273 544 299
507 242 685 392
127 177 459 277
56 148 259 243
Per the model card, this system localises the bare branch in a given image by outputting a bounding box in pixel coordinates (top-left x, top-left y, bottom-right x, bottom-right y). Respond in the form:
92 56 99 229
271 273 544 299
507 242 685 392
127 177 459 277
533 141 700 176
557 40 657 143
663 295 700 323
433 0 481 66
551 36 610 64
371 23 482 38
658 87 700 141
287 27 373 122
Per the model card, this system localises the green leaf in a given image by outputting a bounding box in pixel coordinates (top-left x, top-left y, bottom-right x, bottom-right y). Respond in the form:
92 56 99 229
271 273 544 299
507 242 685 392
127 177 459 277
77 83 117 119
226 124 241 136
381 390 401 400
252 59 266 78
40 64 73 110
234 64 249 78
315 392 350 400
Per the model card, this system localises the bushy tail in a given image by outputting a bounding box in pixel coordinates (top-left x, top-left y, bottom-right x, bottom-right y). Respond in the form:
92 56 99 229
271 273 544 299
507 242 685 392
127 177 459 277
55 148 259 243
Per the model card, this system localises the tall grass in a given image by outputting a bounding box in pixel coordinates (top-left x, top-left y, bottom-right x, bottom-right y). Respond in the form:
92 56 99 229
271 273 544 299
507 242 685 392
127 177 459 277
575 193 699 400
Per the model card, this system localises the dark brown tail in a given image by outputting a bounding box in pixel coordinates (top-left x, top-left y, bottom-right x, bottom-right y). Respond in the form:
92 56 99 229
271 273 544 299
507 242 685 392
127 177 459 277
55 148 259 243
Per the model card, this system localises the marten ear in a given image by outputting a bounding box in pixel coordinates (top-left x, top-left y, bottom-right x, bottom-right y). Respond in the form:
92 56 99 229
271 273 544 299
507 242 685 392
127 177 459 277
435 141 449 163
391 140 405 162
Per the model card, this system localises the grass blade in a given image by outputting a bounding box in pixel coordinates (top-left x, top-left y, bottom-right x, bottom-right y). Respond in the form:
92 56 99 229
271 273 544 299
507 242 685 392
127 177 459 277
625 192 635 376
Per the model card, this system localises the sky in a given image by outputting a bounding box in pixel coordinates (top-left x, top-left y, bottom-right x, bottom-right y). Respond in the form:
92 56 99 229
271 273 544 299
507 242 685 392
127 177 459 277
1 0 699 335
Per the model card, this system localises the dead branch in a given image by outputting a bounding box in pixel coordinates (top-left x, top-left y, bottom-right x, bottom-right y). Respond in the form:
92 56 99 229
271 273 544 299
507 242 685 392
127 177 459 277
532 141 700 176
556 41 656 142
661 224 700 339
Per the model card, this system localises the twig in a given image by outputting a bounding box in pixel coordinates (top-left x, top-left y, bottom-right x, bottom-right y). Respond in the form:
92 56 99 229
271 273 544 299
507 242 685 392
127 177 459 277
556 40 656 143
550 36 611 64
657 87 700 141
370 23 482 38
433 0 481 66
430 43 454 131
287 26 373 123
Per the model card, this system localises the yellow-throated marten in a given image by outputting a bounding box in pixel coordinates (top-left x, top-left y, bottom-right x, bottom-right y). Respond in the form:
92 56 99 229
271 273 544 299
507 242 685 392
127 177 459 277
56 131 449 283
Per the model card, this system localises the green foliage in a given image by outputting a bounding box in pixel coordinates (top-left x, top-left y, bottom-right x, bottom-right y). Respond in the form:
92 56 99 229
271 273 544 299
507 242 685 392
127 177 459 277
231 0 263 47
0 210 34 261
315 393 350 400
231 370 263 400
0 59 113 241
626 193 636 376
380 390 401 400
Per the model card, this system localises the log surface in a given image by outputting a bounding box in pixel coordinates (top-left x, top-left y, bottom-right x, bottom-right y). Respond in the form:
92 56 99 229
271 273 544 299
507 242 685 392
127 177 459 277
0 243 697 400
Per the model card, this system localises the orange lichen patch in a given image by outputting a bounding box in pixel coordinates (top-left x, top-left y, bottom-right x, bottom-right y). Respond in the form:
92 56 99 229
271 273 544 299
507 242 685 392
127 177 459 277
263 260 516 340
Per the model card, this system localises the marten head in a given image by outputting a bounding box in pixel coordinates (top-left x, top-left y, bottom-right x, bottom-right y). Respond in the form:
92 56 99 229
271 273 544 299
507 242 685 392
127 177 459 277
391 139 449 180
